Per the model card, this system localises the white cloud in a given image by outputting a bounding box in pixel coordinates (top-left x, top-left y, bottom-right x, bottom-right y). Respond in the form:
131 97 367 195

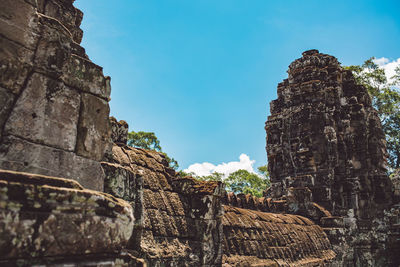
184 154 258 178
373 57 389 66
373 57 400 84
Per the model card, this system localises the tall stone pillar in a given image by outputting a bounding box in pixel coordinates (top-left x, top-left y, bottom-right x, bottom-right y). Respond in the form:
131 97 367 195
265 50 397 265
265 49 392 218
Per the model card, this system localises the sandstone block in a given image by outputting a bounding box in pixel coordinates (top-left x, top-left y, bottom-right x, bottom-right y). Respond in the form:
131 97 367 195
44 0 84 43
0 36 35 94
76 93 111 161
0 169 133 260
0 87 15 138
0 0 40 50
34 16 75 78
33 15 108 99
62 54 111 99
4 73 80 151
0 135 104 191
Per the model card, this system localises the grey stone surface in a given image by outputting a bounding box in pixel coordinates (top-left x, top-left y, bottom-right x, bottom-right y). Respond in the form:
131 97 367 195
61 54 112 99
0 169 134 260
0 135 105 191
0 0 40 50
6 0 400 265
0 0 112 192
110 116 129 145
0 34 35 95
0 87 15 138
76 93 111 161
4 73 80 151
44 0 84 43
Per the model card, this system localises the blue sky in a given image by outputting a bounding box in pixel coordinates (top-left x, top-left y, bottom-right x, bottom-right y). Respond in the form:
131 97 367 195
75 0 400 173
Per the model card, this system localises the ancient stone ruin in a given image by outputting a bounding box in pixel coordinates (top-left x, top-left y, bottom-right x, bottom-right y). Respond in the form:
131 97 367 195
0 0 110 191
0 0 399 266
265 49 400 266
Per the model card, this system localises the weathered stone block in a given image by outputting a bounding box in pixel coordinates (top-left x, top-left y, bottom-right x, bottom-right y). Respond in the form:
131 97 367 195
34 16 75 78
101 161 143 237
0 87 14 137
33 15 108 99
44 0 84 43
0 135 104 191
62 54 112 99
76 93 111 161
0 0 40 50
1 253 146 267
102 162 140 201
110 116 129 144
4 73 80 151
0 36 34 94
321 216 345 228
0 169 133 260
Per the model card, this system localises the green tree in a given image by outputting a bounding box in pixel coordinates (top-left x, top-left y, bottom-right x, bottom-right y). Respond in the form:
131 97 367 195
346 59 400 169
194 165 270 197
224 169 269 197
257 165 269 180
127 131 161 151
127 131 179 170
196 172 224 182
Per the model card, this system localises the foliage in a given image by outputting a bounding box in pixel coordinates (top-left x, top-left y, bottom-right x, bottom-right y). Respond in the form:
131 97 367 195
177 170 189 177
162 153 179 170
225 169 269 197
127 131 161 151
196 172 224 182
127 130 179 170
194 165 270 197
257 165 269 179
345 59 400 169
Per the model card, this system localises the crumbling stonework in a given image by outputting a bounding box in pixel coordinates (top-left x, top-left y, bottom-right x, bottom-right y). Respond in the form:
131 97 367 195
222 205 335 266
103 143 225 266
265 49 400 266
0 0 111 191
266 49 392 215
103 121 336 266
110 116 129 145
0 169 142 266
2 0 398 266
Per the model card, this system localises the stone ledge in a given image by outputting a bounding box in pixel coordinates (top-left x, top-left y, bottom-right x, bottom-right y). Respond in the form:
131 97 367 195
0 168 134 260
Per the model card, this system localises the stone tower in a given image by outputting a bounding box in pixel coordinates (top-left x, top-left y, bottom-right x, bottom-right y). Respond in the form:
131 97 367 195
265 49 393 219
265 50 400 266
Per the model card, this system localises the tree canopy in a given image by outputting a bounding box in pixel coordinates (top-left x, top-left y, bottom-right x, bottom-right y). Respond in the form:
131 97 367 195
345 59 400 170
194 165 270 197
127 131 179 170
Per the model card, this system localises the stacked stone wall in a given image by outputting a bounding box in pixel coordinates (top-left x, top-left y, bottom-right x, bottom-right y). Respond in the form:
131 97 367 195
222 205 335 266
0 0 111 191
103 119 336 266
4 0 394 265
0 169 141 266
103 143 224 266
